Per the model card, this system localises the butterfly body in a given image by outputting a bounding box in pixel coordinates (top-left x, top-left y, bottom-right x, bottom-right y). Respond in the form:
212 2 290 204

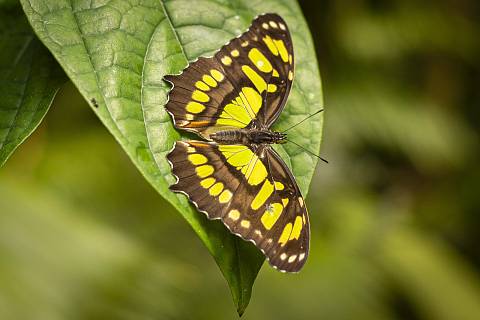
164 13 312 272
210 129 286 145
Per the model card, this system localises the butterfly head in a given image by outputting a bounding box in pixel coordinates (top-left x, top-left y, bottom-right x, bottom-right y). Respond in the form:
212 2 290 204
272 131 288 144
247 130 286 145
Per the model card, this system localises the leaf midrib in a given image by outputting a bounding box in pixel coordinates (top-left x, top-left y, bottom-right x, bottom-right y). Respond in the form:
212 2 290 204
155 0 257 307
159 0 189 63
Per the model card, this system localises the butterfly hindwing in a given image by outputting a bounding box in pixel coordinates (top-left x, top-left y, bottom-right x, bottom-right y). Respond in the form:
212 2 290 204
167 140 309 272
164 57 241 138
164 13 294 139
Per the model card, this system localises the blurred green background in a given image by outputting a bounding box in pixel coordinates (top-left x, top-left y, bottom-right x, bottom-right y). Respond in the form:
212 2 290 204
1 0 480 319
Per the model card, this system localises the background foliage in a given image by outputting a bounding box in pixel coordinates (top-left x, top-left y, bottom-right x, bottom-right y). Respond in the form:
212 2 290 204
1 0 480 319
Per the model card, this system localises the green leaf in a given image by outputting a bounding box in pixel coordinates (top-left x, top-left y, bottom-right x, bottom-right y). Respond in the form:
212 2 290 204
0 7 65 166
20 0 323 314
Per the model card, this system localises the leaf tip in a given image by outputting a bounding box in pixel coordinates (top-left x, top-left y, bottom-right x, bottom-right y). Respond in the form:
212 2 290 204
236 304 246 317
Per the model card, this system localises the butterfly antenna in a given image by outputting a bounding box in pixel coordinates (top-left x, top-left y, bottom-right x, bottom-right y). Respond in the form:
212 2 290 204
282 109 324 133
285 138 329 164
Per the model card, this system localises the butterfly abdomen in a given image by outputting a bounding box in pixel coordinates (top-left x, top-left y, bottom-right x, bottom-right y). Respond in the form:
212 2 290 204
210 129 248 145
211 129 286 145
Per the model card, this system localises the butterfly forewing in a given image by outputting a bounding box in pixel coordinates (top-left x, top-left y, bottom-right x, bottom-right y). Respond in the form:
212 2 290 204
167 141 309 272
213 13 294 128
164 13 294 138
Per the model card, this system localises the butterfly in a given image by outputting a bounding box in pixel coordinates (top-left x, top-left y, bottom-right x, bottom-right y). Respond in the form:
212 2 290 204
164 13 309 272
